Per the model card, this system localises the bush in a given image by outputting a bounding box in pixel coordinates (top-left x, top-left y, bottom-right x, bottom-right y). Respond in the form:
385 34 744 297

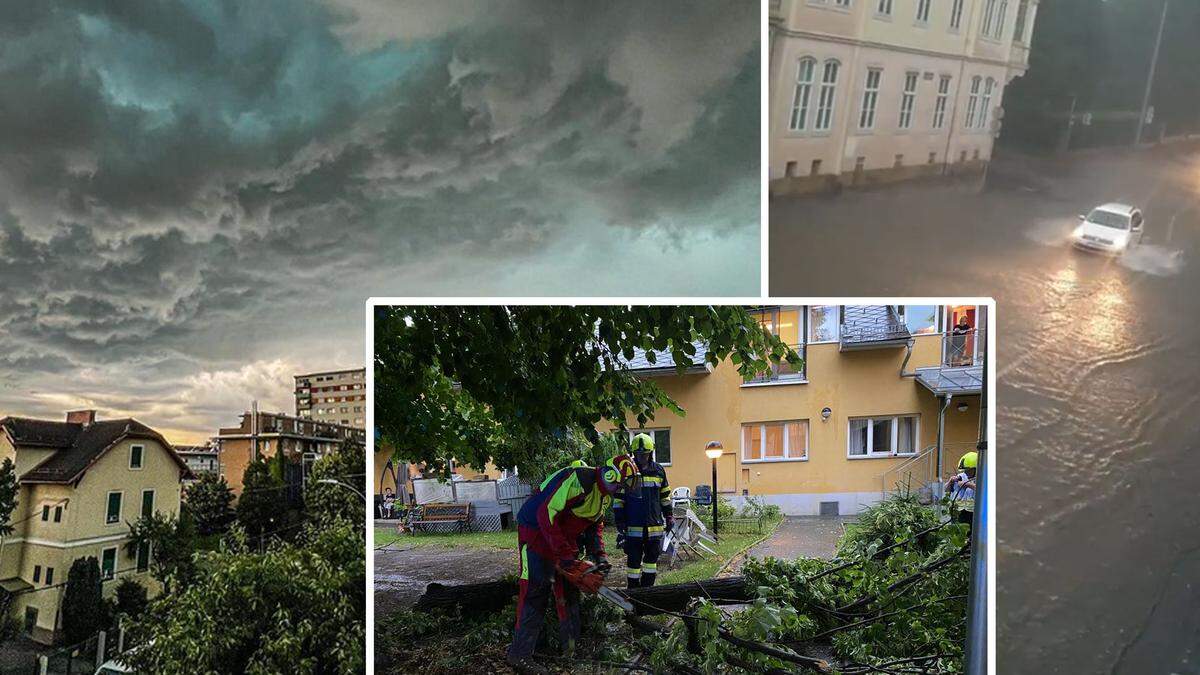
114 577 149 620
739 496 782 520
62 557 104 645
0 614 20 642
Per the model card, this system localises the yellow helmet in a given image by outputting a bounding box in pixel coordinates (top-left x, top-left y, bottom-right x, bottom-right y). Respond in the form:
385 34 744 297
959 452 978 470
631 433 655 453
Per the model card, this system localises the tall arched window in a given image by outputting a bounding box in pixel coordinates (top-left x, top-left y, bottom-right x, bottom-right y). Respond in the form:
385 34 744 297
790 58 816 131
815 60 840 131
980 77 996 129
965 76 982 129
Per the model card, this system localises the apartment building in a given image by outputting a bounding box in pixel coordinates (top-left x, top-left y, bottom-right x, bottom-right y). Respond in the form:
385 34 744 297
769 0 1039 194
294 368 366 429
214 409 365 497
606 305 987 515
0 411 188 643
175 443 219 477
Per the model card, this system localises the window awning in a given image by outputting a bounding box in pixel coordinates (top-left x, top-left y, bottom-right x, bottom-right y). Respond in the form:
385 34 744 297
915 366 983 395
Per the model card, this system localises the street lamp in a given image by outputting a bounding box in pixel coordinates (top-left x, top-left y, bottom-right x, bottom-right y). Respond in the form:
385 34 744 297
704 441 724 537
317 478 366 500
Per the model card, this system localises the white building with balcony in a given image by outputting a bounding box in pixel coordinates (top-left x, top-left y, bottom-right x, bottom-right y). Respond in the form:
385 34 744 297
769 0 1039 195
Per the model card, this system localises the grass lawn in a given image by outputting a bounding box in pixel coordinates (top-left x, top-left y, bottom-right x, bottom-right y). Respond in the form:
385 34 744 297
374 515 783 584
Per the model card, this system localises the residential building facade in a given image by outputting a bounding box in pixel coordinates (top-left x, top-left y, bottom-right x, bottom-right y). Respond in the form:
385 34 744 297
606 305 987 515
769 0 1039 194
214 409 365 497
294 368 366 429
175 443 219 477
0 411 188 644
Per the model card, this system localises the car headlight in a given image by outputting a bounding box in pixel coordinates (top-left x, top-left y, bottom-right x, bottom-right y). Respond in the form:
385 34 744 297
1114 233 1130 248
1072 225 1085 239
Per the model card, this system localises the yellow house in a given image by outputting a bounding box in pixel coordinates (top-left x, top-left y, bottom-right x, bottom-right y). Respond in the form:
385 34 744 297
605 305 987 515
0 411 188 644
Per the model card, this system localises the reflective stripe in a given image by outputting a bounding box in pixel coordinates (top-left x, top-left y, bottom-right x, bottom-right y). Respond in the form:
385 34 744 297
641 476 662 485
519 544 529 581
642 563 657 571
614 499 624 507
646 525 664 533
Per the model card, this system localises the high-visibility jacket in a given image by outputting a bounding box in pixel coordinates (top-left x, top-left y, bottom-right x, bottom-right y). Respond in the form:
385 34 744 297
613 461 670 538
517 465 610 561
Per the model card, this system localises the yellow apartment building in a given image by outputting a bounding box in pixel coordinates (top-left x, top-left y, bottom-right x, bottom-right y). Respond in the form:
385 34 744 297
0 411 188 644
607 305 987 515
769 0 1039 194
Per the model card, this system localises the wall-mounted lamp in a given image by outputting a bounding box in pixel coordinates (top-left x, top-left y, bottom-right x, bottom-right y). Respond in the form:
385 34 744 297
957 403 969 412
821 407 832 421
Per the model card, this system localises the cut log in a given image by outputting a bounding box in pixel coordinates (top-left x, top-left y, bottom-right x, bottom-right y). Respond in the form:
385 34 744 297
413 576 752 616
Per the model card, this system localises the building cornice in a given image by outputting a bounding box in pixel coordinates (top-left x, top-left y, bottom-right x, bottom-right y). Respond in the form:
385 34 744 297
772 26 1027 72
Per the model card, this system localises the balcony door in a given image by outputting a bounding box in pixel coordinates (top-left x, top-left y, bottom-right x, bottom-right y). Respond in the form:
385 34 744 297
946 305 979 367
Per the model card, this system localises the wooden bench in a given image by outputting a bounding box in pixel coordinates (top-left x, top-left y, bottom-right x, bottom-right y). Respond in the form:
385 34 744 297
410 502 471 534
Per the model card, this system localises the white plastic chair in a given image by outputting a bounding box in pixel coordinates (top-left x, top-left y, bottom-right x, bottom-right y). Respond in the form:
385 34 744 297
670 486 691 509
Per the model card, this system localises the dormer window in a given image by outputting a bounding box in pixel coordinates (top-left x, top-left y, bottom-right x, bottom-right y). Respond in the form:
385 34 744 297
130 444 144 469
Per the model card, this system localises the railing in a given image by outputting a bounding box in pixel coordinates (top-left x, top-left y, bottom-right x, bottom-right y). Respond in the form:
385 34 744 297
941 328 986 368
881 442 979 501
745 344 806 384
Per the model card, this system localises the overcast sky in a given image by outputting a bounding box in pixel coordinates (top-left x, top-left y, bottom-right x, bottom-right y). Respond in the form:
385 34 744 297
0 0 759 442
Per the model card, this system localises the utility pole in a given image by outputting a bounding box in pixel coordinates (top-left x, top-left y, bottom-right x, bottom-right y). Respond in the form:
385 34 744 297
1136 0 1170 146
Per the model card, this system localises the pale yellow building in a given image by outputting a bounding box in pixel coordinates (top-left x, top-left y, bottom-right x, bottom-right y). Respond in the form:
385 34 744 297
770 0 1039 194
606 305 987 515
0 411 188 644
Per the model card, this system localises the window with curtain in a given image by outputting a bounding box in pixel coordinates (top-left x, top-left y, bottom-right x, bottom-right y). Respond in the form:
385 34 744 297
848 415 919 456
743 421 809 461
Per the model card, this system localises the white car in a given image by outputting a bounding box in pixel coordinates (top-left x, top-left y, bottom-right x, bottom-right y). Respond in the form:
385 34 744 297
1071 203 1145 254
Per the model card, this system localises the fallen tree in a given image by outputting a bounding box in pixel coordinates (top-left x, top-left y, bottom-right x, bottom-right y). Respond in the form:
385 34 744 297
415 576 752 616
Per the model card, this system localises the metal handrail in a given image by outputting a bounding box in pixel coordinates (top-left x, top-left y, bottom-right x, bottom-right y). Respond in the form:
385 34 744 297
942 328 986 368
880 442 977 498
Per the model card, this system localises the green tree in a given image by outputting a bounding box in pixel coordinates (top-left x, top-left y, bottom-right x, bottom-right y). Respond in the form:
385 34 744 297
125 512 196 591
113 577 148 620
62 556 104 645
237 458 284 541
0 458 16 538
306 440 365 532
184 472 235 536
374 306 799 475
124 521 365 674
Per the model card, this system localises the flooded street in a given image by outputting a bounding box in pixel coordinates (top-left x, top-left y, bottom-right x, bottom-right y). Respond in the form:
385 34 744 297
771 144 1200 673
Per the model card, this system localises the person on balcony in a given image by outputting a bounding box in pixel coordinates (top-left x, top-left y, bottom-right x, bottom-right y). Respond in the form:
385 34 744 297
614 433 674 589
950 316 973 366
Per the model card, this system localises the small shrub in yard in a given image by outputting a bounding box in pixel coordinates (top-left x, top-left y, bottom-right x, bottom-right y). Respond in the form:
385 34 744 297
738 496 782 520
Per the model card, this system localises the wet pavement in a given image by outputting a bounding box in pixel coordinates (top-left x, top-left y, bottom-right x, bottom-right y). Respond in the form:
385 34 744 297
771 143 1200 673
739 516 855 565
374 544 516 619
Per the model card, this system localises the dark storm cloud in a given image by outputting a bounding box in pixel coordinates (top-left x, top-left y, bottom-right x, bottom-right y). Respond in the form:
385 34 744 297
0 0 759 437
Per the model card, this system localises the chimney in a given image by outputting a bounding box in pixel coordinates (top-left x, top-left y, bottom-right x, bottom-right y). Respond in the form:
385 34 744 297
66 409 96 425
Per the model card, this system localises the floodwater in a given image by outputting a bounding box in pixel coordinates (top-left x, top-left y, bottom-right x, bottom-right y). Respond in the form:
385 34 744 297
770 144 1200 673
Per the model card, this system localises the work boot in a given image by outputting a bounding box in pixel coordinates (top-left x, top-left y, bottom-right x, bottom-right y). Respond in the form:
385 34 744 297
505 654 550 675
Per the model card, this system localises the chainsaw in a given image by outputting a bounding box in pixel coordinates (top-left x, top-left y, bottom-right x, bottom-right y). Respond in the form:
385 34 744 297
583 562 635 613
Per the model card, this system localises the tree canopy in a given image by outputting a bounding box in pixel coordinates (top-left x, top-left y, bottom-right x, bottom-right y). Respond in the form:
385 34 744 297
62 556 104 645
0 458 16 538
185 472 236 536
305 440 366 532
374 305 800 474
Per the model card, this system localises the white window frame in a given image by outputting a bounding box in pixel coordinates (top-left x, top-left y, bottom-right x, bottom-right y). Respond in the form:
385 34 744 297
129 444 144 470
980 77 996 130
847 415 920 458
815 60 840 131
790 57 817 131
859 68 882 130
915 0 931 23
981 0 997 36
950 0 965 30
898 71 918 130
1013 0 1030 43
101 546 118 580
933 75 951 129
627 428 672 466
876 0 892 16
141 489 155 519
105 491 123 525
741 420 810 463
994 0 1009 39
965 76 981 130
807 305 840 344
896 305 943 335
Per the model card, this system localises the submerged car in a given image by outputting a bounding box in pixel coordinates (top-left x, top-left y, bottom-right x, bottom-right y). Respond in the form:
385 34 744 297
1071 203 1145 254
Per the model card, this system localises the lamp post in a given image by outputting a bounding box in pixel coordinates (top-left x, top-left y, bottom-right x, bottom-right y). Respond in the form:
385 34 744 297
317 478 365 500
704 441 724 537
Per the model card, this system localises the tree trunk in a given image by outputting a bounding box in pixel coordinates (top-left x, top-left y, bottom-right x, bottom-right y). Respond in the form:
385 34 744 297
413 576 751 616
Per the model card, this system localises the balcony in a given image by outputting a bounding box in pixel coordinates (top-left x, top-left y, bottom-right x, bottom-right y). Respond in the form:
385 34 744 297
744 344 806 384
941 328 985 368
914 329 986 396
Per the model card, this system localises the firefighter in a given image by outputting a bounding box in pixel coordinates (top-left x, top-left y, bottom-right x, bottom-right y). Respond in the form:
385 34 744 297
614 433 673 589
946 451 978 530
506 454 639 672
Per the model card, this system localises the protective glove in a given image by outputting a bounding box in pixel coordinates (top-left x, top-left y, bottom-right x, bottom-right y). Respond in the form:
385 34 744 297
593 555 611 574
664 515 675 534
557 559 604 594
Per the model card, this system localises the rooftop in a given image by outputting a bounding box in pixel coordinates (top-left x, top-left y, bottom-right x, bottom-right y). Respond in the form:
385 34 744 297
618 341 710 375
0 416 187 484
